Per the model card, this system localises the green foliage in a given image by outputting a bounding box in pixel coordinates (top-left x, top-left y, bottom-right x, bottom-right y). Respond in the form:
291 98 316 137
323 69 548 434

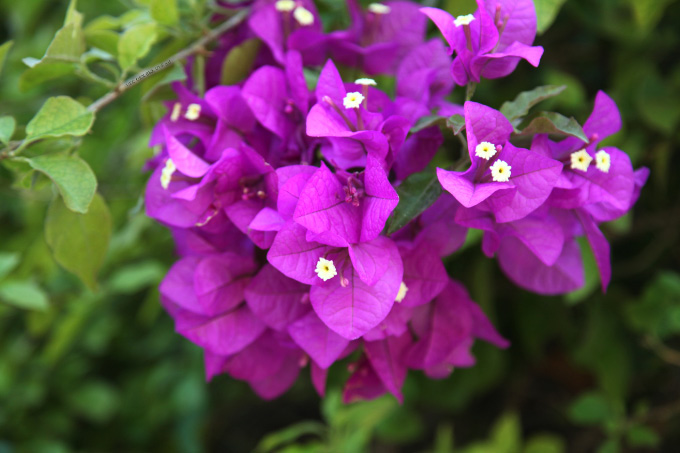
45 193 111 290
500 85 566 124
23 96 95 144
515 111 589 142
0 40 13 74
534 0 568 34
0 280 49 311
386 170 442 235
220 38 261 85
0 116 15 145
118 23 158 71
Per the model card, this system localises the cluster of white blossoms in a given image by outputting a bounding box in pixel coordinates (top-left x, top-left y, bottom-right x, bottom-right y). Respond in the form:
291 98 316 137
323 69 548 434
475 141 497 160
160 159 177 190
571 149 610 173
343 92 365 109
275 1 314 26
315 257 337 281
454 14 475 27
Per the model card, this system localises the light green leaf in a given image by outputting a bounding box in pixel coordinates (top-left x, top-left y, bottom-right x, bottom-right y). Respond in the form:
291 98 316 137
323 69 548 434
0 280 49 311
0 116 16 146
150 0 179 25
64 0 83 28
25 96 95 143
107 261 164 294
500 85 566 124
386 171 442 235
516 112 589 142
0 40 13 75
0 252 20 281
84 30 120 56
255 421 326 453
490 413 521 453
45 193 111 290
19 61 78 92
534 0 567 34
221 38 261 85
118 23 158 71
23 154 97 213
45 23 85 61
568 392 613 425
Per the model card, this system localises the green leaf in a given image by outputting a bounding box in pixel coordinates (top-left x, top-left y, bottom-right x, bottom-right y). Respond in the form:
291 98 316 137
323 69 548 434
0 280 49 311
0 252 20 281
255 421 326 453
447 114 466 135
107 261 164 294
220 38 261 85
490 413 521 453
500 85 566 124
64 0 83 28
626 0 675 31
45 23 85 61
0 40 13 75
118 23 158 71
24 96 95 144
84 30 120 56
19 61 78 92
0 116 16 146
45 193 111 290
410 114 465 135
625 425 660 448
534 0 567 34
386 171 442 235
524 434 566 453
23 154 97 213
516 112 589 142
66 381 119 423
150 0 179 25
568 392 613 425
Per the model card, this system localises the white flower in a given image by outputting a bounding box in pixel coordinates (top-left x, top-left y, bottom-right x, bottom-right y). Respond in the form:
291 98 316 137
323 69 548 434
475 141 497 160
160 159 176 190
275 0 296 12
395 282 409 303
293 6 314 26
343 92 365 109
170 102 181 122
185 103 201 120
368 3 391 14
595 149 611 173
315 257 337 281
570 149 593 172
490 159 511 182
354 78 377 86
454 14 475 27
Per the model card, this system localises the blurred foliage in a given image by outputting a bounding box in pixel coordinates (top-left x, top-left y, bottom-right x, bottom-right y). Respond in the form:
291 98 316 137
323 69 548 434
0 0 679 452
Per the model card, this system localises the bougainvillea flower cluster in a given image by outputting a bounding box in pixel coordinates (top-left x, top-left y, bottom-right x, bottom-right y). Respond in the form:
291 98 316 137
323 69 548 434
145 0 647 402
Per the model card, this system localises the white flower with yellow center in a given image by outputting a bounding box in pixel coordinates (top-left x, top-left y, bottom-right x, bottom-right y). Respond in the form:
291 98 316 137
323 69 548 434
160 159 176 190
315 257 337 281
368 3 391 14
343 92 365 109
475 141 497 160
454 14 475 27
395 282 409 303
490 159 511 182
570 149 593 172
595 150 611 173
170 102 182 122
354 78 377 86
185 103 201 120
275 0 296 12
293 6 314 26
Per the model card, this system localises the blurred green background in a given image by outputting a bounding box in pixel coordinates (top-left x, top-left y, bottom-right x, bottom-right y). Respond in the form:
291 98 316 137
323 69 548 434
1 0 679 452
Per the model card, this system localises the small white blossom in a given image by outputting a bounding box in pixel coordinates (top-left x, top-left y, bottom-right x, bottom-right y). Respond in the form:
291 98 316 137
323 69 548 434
185 103 201 120
368 3 391 14
454 14 475 27
475 141 497 160
595 149 611 173
354 78 377 86
395 282 409 303
570 149 593 172
343 92 365 109
275 0 296 12
293 6 314 26
160 159 176 190
490 159 511 182
315 257 337 281
170 103 181 122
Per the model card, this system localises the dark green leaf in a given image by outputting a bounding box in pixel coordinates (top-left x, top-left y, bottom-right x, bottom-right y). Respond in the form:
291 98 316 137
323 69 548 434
0 280 49 311
23 154 97 213
626 425 660 448
386 171 442 235
24 96 95 143
221 38 261 85
446 114 466 135
524 434 566 453
410 115 445 133
19 61 78 92
118 23 158 71
0 116 15 146
0 40 13 75
516 112 588 142
500 85 566 124
568 392 613 425
45 193 111 290
534 0 567 34
66 381 119 423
